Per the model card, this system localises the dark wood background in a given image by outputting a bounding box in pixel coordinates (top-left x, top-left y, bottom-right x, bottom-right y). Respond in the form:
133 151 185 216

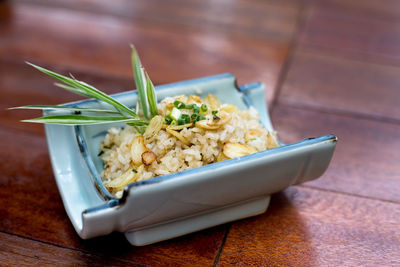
1 0 400 266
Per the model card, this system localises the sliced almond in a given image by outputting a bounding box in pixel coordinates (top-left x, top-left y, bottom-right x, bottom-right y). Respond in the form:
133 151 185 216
204 94 221 110
130 136 148 166
144 115 163 144
142 151 157 165
222 142 258 159
166 128 190 146
220 104 238 113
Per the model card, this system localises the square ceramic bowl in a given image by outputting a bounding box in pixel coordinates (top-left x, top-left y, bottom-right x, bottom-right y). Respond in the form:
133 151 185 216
44 73 337 246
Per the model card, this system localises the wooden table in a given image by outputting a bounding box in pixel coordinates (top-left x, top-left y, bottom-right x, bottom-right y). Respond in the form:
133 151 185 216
1 0 399 266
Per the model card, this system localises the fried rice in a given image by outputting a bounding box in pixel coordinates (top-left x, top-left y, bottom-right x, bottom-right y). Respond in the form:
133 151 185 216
99 94 279 197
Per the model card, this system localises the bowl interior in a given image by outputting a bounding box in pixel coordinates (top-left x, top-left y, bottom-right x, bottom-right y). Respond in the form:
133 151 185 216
70 73 274 199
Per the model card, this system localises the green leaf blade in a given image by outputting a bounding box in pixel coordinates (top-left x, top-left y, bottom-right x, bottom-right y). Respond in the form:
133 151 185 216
54 83 93 98
26 62 138 117
131 45 150 120
145 72 158 116
9 105 121 114
22 115 149 126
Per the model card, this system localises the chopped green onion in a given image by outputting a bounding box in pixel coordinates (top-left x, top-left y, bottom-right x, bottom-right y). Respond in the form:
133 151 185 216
173 100 180 107
200 104 208 112
170 107 181 120
191 113 198 121
185 104 195 109
164 117 172 124
181 114 190 123
177 118 185 125
193 105 200 114
212 110 218 119
174 101 185 109
198 115 206 121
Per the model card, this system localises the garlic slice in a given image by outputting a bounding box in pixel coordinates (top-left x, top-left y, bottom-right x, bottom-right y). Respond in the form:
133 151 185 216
195 111 231 130
220 104 238 113
144 115 163 144
105 165 144 192
131 136 148 166
168 123 193 131
187 95 202 104
216 152 229 162
222 142 258 159
204 94 221 110
166 128 190 146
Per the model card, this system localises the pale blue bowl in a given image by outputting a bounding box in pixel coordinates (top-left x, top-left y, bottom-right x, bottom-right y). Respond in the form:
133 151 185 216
44 73 337 246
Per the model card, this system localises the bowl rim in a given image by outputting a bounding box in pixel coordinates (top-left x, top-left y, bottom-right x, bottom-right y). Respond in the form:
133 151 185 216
71 77 336 211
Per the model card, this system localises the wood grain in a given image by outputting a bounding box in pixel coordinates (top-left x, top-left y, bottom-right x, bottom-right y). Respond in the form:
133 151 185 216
217 187 400 266
0 232 135 267
18 0 300 42
0 2 292 103
0 127 227 266
314 0 400 21
279 50 400 122
272 105 400 203
2 0 400 265
300 5 400 65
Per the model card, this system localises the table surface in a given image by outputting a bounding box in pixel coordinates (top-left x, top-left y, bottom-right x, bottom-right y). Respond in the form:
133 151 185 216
1 0 400 266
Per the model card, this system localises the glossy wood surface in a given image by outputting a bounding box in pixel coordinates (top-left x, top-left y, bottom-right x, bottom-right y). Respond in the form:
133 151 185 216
1 0 399 266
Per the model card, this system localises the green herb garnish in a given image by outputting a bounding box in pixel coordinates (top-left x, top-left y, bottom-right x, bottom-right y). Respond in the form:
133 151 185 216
185 104 195 109
212 110 218 119
177 118 185 125
191 113 198 121
11 46 158 127
170 107 181 121
174 101 186 109
131 44 159 120
181 114 190 123
164 117 173 124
